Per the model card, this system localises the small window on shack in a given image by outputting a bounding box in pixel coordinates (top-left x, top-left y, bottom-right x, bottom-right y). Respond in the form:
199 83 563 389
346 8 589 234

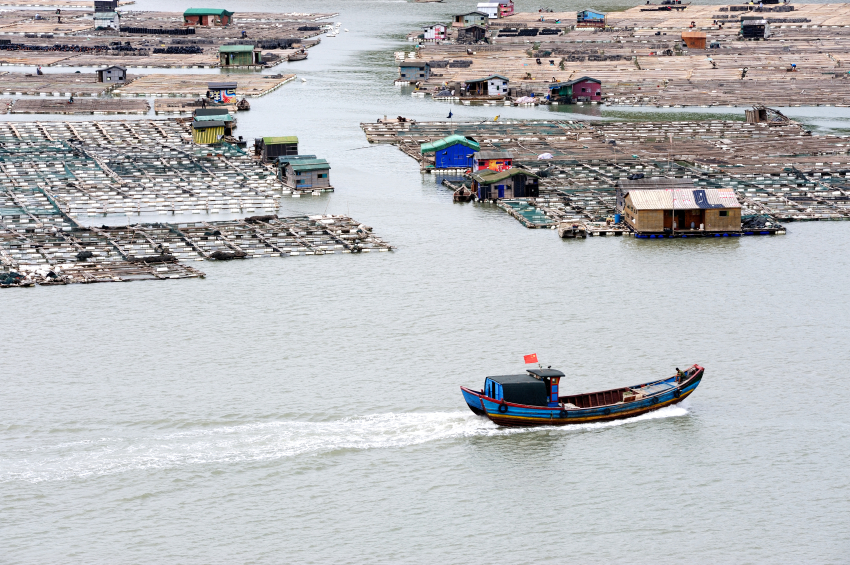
719 210 729 216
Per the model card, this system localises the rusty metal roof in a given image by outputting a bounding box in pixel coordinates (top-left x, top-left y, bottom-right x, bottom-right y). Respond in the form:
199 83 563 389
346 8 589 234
628 188 741 210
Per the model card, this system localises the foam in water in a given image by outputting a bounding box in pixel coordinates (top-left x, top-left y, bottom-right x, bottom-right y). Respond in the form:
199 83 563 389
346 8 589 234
1 403 689 483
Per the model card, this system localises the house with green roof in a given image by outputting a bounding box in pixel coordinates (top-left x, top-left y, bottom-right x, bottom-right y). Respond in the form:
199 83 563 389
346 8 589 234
278 155 332 191
256 136 298 162
183 8 234 26
219 44 262 67
471 167 539 200
420 134 480 169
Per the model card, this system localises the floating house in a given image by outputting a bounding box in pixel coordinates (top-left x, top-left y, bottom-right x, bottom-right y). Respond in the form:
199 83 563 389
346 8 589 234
192 120 225 145
476 2 500 19
458 25 487 43
278 155 331 190
397 61 430 82
576 10 606 28
620 188 742 234
681 31 707 49
464 74 509 96
474 150 513 172
259 136 298 162
452 11 489 27
96 65 126 83
423 24 447 42
741 18 771 39
194 108 234 135
420 135 480 169
183 8 233 26
206 82 237 104
94 11 120 30
219 44 262 67
471 168 539 200
548 77 601 103
498 0 515 17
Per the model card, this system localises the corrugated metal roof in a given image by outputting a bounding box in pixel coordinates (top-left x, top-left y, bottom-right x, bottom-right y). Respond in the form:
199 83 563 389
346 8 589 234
194 113 233 122
290 159 330 172
464 74 509 84
472 168 538 184
628 188 741 210
207 82 237 89
629 189 673 210
192 121 225 129
420 134 480 154
219 44 255 52
184 8 233 16
476 150 512 160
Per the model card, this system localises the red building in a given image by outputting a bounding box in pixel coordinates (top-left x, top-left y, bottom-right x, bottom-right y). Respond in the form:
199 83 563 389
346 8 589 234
474 150 513 172
183 8 233 26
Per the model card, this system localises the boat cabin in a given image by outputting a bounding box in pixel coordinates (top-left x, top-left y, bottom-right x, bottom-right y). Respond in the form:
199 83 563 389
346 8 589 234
485 368 564 407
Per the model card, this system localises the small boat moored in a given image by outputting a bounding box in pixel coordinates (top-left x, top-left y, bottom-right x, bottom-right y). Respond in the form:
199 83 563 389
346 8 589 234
288 49 308 62
557 221 587 238
461 365 703 427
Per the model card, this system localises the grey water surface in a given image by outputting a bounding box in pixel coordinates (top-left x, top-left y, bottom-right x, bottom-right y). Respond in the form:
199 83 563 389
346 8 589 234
2 0 849 563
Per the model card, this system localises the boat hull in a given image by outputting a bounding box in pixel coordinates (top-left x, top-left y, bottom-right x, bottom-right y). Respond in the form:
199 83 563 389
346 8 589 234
461 366 703 427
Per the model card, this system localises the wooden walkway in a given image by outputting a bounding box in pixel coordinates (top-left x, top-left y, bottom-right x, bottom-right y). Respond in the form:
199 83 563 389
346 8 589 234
114 74 296 98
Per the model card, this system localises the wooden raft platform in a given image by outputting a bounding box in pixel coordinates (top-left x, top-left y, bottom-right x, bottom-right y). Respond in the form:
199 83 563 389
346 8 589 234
114 74 296 98
365 119 850 224
10 98 149 114
0 72 122 97
0 213 392 287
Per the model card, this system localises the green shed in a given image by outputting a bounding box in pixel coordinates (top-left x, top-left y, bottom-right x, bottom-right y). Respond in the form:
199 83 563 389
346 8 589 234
219 44 262 67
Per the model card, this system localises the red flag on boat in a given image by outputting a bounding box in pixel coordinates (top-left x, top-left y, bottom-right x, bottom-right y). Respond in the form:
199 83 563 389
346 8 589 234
524 353 538 364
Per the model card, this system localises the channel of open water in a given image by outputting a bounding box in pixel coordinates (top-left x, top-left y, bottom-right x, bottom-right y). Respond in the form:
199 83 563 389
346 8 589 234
1 0 849 562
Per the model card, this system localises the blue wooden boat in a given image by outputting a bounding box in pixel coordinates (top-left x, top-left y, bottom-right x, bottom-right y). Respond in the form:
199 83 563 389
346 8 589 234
460 365 703 427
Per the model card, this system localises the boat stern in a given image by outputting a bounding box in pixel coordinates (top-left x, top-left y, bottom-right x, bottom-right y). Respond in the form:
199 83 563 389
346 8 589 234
460 386 487 416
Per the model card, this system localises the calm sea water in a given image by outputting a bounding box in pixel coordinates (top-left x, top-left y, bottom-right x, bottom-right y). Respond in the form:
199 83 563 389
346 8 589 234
2 0 849 563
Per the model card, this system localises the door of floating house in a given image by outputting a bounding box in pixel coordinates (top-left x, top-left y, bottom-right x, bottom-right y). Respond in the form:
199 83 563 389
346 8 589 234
420 135 480 169
192 121 225 144
219 44 261 66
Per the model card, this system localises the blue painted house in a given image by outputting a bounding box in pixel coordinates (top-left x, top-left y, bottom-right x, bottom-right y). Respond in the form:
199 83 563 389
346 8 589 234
420 135 480 169
577 10 606 28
